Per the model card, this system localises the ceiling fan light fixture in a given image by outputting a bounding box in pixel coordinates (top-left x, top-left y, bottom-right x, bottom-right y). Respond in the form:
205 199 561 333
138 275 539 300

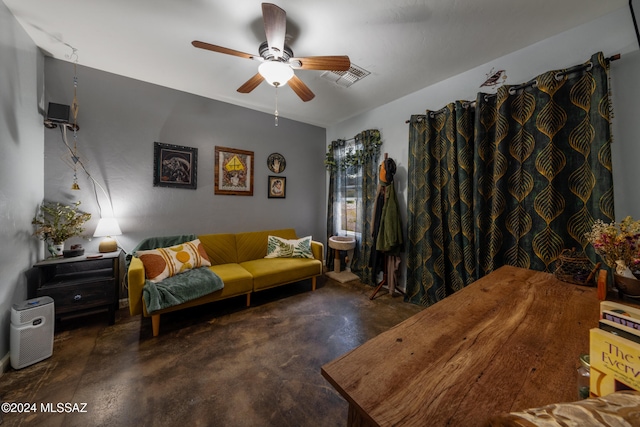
193 3 347 102
258 61 294 87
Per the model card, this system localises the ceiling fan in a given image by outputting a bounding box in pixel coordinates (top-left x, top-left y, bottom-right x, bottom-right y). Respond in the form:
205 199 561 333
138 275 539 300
192 3 351 102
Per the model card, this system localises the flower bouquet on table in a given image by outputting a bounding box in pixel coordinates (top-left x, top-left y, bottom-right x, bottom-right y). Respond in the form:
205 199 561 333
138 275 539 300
585 216 640 296
32 201 91 257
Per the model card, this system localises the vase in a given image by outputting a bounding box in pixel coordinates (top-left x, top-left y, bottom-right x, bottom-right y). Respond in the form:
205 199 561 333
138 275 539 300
613 273 640 298
48 243 64 258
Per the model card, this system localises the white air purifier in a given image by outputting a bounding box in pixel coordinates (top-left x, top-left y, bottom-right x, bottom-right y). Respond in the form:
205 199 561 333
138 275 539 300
10 296 54 369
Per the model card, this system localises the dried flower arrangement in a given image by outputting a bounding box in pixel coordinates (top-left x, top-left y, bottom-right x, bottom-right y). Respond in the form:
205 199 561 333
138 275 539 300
585 216 640 277
32 201 91 245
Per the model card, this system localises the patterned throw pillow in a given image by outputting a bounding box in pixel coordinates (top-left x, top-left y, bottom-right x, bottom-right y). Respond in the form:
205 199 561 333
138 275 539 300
265 235 314 259
136 239 211 283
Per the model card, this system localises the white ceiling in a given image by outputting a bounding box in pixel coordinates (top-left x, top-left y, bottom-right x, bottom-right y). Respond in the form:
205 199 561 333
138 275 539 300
3 0 629 127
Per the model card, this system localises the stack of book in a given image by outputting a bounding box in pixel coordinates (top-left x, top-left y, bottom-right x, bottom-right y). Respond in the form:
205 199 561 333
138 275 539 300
590 301 640 397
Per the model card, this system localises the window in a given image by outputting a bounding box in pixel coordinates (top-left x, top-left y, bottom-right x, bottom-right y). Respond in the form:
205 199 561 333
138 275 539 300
334 145 363 237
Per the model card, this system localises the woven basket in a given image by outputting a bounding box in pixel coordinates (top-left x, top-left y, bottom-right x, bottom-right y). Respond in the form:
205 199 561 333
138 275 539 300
554 248 598 286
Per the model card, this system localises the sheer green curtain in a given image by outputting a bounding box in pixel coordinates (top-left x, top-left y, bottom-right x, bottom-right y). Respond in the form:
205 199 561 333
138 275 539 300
326 130 382 284
406 52 614 306
326 163 338 271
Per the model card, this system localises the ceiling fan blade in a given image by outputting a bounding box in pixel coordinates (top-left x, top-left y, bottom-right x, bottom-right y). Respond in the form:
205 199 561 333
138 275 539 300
192 41 259 60
237 73 265 93
288 75 315 102
289 56 351 71
262 3 286 58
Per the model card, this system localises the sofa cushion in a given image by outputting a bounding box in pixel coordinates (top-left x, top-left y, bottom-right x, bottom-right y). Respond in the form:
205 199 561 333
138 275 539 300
198 233 238 265
141 263 254 317
265 235 314 259
143 267 223 313
208 263 253 293
241 258 322 291
236 229 298 263
136 239 211 283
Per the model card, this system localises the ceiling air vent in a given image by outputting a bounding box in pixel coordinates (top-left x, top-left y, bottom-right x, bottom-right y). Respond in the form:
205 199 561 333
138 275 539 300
321 64 370 88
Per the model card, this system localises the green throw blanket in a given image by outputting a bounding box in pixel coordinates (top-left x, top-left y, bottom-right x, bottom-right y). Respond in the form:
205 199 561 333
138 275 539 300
130 234 224 314
143 267 224 314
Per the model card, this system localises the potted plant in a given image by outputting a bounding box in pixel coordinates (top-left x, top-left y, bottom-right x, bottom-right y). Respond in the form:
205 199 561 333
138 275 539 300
32 201 91 257
585 216 640 296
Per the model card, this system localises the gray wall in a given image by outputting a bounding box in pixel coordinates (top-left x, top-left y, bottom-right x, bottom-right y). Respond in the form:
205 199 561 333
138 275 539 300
610 48 640 219
43 59 327 254
0 3 45 365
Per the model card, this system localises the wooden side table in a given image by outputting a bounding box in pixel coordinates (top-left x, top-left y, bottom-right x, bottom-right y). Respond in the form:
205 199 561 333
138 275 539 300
32 251 122 325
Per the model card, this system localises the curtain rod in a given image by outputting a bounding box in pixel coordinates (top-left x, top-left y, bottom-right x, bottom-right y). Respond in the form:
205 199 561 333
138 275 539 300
335 129 378 144
405 53 621 123
336 137 356 143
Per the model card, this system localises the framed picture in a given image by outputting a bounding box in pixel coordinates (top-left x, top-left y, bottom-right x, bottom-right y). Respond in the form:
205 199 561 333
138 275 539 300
214 146 254 196
153 142 197 189
268 176 286 198
267 153 286 174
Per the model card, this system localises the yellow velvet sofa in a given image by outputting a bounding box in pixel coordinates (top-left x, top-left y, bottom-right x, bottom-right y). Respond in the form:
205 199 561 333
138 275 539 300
128 229 324 336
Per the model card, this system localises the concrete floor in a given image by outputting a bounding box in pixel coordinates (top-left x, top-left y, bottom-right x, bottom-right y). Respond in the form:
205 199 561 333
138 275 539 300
0 276 423 427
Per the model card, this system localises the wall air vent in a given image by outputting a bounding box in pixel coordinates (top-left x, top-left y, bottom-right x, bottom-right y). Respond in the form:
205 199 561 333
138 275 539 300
320 63 370 88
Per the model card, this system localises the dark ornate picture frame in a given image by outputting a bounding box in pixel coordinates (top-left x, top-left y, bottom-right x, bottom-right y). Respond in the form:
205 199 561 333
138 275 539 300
267 153 286 174
268 176 286 199
214 146 254 196
153 142 198 189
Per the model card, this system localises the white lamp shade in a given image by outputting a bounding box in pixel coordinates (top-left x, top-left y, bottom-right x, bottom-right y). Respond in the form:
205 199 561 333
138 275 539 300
258 61 294 87
93 217 122 237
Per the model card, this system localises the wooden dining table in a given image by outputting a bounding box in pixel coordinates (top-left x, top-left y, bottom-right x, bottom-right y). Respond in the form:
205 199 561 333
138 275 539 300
321 265 601 427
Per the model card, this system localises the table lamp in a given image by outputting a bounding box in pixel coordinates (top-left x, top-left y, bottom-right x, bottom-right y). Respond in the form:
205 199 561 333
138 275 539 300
93 217 122 253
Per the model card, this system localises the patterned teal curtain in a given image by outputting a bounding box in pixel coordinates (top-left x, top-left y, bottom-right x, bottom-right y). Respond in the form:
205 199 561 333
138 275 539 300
325 130 382 284
406 52 614 306
406 103 477 306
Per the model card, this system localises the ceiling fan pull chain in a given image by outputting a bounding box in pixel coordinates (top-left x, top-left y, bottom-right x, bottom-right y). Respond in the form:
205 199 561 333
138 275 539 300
274 83 279 127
